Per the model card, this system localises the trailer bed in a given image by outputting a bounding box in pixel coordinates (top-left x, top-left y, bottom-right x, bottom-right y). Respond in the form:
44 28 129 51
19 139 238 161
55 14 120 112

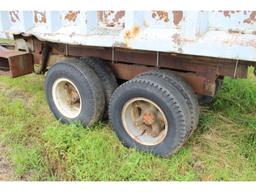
0 11 256 62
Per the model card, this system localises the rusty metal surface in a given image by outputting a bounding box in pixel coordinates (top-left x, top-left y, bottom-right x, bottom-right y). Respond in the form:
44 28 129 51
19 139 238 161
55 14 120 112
35 38 249 96
29 37 249 96
0 11 256 62
40 41 248 78
0 45 33 77
0 43 15 50
30 39 233 96
108 62 212 95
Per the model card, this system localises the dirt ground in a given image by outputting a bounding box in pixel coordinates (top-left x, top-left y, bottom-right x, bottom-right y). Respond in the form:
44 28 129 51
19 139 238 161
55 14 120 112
0 143 13 180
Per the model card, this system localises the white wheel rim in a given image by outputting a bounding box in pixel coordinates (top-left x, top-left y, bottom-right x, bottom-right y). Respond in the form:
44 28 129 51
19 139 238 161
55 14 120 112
121 97 168 146
52 78 82 119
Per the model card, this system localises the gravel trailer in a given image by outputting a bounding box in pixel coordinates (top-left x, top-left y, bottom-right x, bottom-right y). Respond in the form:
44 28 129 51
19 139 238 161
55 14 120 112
0 11 255 157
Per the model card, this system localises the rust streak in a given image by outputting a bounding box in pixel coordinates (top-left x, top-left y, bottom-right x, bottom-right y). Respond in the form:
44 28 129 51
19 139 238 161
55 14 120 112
9 11 20 22
124 26 140 39
172 11 183 26
65 11 80 22
243 11 256 24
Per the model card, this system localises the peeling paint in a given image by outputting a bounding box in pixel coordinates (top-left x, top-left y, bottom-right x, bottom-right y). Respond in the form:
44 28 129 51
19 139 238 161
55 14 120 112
34 11 46 23
152 11 169 22
172 33 194 45
223 11 241 18
9 11 20 23
1 11 256 63
243 11 256 24
98 11 125 28
223 11 231 18
65 11 80 22
113 11 125 23
172 11 183 26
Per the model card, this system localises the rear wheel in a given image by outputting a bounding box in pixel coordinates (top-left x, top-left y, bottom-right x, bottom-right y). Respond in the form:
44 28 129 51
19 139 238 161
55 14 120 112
45 58 105 126
80 57 118 118
136 70 199 138
109 76 189 157
121 97 168 146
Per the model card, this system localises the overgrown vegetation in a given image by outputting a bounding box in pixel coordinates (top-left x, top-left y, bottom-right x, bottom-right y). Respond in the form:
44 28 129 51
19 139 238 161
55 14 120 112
0 68 255 181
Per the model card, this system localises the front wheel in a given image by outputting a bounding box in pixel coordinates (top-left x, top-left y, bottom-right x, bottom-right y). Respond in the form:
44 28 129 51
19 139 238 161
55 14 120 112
45 59 105 126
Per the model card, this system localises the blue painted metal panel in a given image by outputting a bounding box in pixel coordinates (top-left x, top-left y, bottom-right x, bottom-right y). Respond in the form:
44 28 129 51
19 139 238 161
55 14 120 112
0 11 255 62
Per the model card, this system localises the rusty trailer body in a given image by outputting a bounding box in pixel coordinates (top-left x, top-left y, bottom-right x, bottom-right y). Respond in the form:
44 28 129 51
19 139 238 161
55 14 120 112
0 11 256 156
0 11 256 61
0 11 256 95
0 11 256 96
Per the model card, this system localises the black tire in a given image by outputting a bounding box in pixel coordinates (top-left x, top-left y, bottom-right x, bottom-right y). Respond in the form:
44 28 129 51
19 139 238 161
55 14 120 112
109 76 189 157
136 70 199 138
134 74 192 138
45 58 105 126
80 57 118 118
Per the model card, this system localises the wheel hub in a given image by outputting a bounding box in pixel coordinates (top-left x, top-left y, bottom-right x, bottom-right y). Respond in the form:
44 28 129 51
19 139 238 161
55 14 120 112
142 110 156 125
52 78 82 118
121 97 168 146
64 83 80 105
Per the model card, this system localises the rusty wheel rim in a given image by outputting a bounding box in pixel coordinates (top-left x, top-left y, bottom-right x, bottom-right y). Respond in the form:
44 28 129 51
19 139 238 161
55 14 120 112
52 78 82 118
121 97 168 146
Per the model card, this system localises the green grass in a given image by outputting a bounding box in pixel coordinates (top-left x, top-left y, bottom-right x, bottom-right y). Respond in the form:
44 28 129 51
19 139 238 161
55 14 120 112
0 38 14 44
0 68 255 181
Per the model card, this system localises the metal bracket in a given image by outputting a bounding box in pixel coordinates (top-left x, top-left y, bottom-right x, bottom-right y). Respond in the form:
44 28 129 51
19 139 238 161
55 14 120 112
156 51 159 68
35 42 51 74
65 44 68 56
233 59 239 78
112 46 115 63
